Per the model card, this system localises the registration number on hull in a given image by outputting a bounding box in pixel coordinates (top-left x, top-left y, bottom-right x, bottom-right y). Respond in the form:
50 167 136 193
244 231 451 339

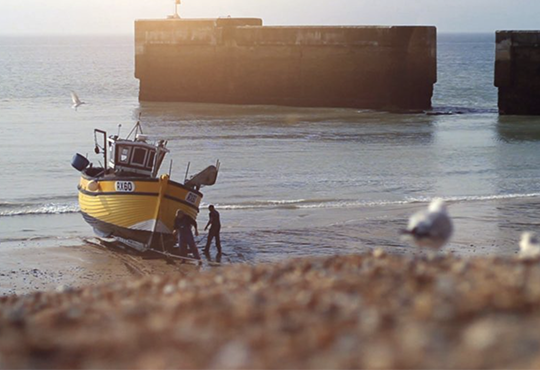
115 181 135 192
186 192 198 204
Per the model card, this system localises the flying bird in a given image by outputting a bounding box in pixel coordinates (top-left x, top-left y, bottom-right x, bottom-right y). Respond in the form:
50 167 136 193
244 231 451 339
71 91 86 110
519 232 540 260
401 198 454 250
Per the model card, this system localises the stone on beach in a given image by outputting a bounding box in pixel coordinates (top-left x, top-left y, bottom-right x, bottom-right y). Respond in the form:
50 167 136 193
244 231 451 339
1 253 540 368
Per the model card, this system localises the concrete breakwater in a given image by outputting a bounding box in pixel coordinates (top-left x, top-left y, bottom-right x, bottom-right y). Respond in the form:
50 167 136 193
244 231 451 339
135 18 437 110
496 31 540 115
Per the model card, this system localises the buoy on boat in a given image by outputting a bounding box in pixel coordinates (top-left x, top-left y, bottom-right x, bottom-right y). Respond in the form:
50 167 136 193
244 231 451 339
87 180 99 192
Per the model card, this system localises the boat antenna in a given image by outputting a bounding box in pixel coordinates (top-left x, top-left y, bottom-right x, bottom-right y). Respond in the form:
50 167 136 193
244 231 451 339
169 159 173 177
117 124 122 137
184 162 191 183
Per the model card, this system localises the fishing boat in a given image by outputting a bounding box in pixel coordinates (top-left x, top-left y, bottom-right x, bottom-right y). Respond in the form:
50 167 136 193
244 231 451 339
71 120 219 255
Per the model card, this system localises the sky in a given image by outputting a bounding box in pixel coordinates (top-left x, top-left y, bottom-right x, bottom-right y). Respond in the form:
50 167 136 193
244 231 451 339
1 0 539 35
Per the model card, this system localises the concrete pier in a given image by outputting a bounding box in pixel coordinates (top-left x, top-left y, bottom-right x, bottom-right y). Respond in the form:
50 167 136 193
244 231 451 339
496 31 540 115
135 18 437 111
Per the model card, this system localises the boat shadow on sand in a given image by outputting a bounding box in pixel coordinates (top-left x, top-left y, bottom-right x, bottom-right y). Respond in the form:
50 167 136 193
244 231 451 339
84 237 227 273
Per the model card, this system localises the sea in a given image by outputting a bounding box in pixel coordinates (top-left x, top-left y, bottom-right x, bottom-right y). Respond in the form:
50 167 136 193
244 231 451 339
1 33 540 264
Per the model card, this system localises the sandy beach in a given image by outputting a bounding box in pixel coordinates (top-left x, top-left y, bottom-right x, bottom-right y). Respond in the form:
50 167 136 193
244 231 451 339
2 251 540 368
0 241 190 296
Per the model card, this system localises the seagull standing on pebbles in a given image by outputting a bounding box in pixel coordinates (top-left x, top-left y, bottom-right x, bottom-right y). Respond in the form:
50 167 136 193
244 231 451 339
401 198 454 250
71 91 86 110
519 232 540 260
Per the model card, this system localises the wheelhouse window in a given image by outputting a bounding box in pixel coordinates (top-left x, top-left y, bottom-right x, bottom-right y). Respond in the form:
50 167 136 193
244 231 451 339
119 147 131 164
131 147 148 167
146 151 156 169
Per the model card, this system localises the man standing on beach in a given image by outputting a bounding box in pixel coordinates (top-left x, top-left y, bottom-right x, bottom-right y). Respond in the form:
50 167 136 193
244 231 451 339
173 209 200 260
204 205 222 255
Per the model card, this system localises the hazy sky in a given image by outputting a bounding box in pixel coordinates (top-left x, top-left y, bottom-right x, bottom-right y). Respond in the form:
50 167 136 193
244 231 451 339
1 0 539 35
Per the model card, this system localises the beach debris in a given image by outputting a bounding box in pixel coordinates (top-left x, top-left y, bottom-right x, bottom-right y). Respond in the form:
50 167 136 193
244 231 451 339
401 198 453 250
519 232 540 260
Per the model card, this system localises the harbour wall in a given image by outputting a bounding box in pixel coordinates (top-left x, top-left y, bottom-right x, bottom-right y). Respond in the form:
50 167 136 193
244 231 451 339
135 18 437 110
495 31 540 115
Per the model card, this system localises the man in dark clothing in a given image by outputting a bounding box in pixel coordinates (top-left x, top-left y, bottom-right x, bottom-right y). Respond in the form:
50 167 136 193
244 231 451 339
204 205 221 255
173 209 200 260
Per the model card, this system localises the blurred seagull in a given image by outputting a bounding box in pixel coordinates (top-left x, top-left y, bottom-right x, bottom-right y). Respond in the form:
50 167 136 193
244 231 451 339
71 91 86 110
519 232 540 260
401 198 453 250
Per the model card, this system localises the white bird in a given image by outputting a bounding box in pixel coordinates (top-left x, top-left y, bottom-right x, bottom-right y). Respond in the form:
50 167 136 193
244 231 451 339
519 232 540 260
401 198 454 250
71 91 86 110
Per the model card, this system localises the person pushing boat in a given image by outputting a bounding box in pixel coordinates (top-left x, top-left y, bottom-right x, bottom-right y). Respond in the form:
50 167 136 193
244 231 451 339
174 209 200 260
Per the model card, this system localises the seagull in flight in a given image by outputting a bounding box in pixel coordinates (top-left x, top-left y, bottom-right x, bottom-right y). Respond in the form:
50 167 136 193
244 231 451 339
71 91 86 110
401 198 454 250
519 232 540 260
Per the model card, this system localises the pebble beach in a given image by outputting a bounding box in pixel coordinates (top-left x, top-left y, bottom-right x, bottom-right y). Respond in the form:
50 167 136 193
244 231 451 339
2 251 540 369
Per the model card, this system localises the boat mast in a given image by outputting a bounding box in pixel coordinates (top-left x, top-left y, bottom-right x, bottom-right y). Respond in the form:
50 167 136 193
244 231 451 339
148 174 169 248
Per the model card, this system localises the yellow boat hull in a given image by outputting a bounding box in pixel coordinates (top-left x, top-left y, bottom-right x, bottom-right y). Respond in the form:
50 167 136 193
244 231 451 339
78 174 203 250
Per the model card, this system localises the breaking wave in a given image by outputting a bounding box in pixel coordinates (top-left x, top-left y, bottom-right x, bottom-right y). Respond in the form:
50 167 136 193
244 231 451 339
0 203 80 217
215 193 540 211
2 193 539 217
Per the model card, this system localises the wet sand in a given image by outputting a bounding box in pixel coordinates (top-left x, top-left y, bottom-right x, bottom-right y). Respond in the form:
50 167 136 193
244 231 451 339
0 241 189 296
2 252 540 368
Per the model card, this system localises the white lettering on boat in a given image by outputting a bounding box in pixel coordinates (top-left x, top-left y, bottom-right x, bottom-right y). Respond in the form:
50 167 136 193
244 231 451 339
186 192 198 204
115 181 135 192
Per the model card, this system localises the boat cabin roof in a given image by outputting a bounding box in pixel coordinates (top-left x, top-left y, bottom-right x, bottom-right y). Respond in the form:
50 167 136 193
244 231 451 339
107 136 169 178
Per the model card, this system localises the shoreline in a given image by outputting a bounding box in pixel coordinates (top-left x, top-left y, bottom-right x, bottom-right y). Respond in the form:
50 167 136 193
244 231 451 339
1 194 534 296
